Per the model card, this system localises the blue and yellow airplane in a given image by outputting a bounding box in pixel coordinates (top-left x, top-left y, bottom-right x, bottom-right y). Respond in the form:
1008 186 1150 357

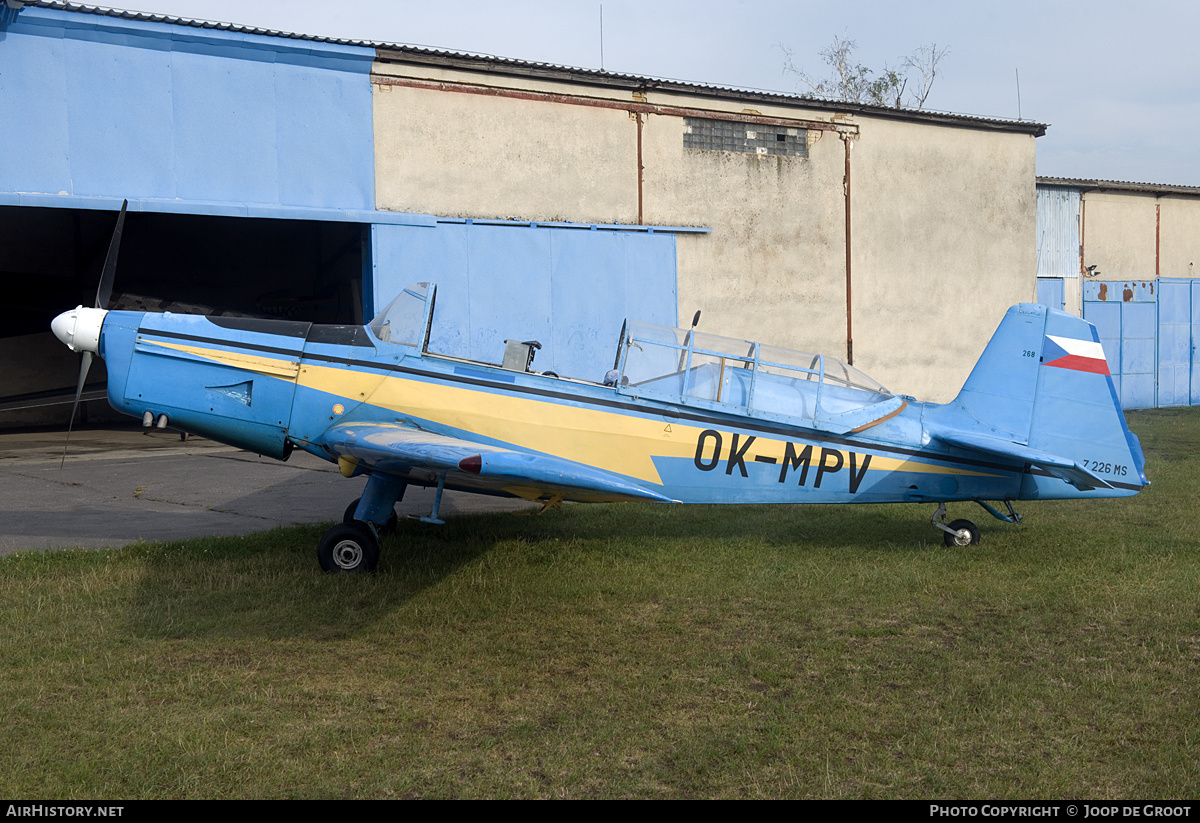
50 206 1147 572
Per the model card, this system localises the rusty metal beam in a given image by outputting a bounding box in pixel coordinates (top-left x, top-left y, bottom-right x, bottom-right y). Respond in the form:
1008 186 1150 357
635 112 644 224
370 74 859 135
842 133 854 365
1080 197 1087 276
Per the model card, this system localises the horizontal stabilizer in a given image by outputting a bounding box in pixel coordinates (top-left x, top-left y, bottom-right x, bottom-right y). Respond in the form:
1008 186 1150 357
325 423 677 503
934 431 1112 492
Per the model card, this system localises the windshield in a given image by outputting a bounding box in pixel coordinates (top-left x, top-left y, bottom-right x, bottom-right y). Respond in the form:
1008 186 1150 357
368 283 435 349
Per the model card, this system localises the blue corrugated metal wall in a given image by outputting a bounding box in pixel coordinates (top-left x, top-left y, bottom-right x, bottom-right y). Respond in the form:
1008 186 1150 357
1036 186 1081 278
1082 279 1200 409
1158 279 1192 407
1083 281 1157 409
1037 278 1065 312
371 221 678 382
1 4 684 376
0 6 376 210
1156 279 1200 407
1193 282 1200 407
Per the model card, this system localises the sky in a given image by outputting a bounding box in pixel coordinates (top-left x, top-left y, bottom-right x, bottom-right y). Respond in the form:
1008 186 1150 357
97 0 1200 187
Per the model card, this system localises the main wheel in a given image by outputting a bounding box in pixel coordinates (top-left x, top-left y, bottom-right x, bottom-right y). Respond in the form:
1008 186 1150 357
943 519 981 547
342 497 399 536
318 522 380 573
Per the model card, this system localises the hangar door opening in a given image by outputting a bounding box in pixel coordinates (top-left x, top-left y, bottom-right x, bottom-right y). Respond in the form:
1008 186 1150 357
0 205 365 428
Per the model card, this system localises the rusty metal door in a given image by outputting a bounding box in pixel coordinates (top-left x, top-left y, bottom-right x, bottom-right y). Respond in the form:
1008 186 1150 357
1082 280 1157 409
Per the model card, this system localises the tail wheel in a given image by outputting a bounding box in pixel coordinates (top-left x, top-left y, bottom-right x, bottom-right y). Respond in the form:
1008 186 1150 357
943 519 981 547
318 522 380 573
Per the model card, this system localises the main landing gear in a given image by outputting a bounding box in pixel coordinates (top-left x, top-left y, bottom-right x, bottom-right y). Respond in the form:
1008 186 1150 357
343 497 398 536
318 471 409 573
930 499 1023 547
315 496 401 574
318 472 451 573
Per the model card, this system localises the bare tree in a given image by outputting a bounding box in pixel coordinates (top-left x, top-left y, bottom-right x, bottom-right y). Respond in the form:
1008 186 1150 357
782 35 871 103
782 36 949 110
902 43 950 109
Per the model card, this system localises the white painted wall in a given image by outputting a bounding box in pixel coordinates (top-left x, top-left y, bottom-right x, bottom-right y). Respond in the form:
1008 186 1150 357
371 60 1039 402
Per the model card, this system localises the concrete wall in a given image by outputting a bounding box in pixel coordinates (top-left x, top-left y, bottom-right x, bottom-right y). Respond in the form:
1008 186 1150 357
371 60 1039 402
1082 191 1200 281
852 119 1037 399
639 103 849 379
373 79 638 223
1082 192 1159 281
1157 196 1200 280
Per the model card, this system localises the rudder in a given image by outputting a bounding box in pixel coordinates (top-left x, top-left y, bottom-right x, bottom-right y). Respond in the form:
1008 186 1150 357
1026 305 1147 494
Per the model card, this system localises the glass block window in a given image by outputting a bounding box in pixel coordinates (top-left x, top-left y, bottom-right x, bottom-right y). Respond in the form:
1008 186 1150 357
683 118 807 158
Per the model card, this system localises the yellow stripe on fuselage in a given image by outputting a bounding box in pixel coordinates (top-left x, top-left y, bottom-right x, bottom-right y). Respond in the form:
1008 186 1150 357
159 341 1000 486
297 361 692 483
294 362 999 485
149 340 300 379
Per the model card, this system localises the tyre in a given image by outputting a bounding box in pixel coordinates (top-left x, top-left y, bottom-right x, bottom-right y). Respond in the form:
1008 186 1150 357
943 519 981 547
318 522 380 573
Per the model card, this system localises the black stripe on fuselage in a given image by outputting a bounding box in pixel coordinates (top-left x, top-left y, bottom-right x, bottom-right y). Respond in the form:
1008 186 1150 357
134 325 1145 491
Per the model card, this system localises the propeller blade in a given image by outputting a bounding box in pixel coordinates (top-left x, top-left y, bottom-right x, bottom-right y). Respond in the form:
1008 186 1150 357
62 198 125 465
60 351 93 469
95 199 127 309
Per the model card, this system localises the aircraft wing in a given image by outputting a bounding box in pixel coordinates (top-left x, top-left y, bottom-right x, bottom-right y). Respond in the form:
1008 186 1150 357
322 423 679 503
933 431 1113 491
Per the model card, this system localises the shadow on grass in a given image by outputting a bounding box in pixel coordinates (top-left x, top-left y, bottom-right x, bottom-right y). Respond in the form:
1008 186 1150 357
121 499 949 642
119 408 1194 643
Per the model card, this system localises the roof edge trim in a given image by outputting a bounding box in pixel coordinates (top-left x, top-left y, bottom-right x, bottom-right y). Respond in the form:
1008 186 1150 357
1038 176 1200 196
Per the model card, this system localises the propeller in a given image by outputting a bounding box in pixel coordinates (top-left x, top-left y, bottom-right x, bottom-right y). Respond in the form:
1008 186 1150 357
95 200 125 311
56 199 127 466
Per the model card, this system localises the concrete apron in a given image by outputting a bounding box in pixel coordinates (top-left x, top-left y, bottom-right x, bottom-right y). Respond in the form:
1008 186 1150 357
0 425 534 554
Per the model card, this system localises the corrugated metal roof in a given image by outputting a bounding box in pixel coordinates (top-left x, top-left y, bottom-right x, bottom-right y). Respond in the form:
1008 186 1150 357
17 0 374 45
17 0 1047 137
1038 176 1200 196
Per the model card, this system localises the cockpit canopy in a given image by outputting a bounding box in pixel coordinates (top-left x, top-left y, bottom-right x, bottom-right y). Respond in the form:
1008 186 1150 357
367 283 903 434
616 319 902 434
368 282 436 350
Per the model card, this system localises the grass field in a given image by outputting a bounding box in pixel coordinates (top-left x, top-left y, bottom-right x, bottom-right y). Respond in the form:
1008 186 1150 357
2 408 1198 798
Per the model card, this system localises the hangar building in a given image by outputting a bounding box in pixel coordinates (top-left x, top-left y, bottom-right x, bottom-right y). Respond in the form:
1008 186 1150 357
1036 177 1200 409
1 1 1045 428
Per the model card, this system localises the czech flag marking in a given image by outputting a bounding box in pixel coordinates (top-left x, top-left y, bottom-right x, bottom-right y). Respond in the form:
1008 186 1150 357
1043 335 1110 375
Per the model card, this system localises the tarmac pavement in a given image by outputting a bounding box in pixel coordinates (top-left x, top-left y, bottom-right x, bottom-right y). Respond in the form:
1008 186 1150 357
0 425 532 555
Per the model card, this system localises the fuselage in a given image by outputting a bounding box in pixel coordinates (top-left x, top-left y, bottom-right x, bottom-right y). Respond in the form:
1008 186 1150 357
75 309 1143 507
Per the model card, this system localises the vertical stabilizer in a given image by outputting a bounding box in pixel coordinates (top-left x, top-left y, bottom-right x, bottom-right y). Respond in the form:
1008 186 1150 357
953 304 1045 444
944 304 1146 498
